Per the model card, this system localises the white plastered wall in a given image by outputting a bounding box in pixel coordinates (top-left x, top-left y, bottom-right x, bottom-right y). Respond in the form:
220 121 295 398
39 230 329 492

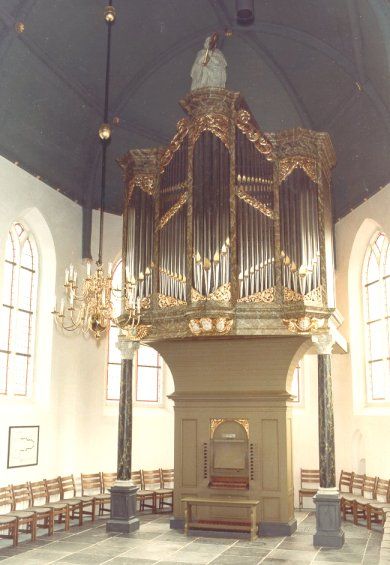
0 156 174 487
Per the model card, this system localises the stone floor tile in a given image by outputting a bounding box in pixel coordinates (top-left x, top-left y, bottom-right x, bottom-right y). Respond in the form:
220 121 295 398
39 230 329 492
208 556 263 565
267 548 317 562
105 559 157 565
161 551 214 563
217 545 270 558
313 551 364 562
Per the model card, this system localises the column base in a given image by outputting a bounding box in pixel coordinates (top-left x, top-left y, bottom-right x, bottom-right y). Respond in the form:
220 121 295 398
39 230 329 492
259 519 297 536
313 489 344 548
106 482 140 534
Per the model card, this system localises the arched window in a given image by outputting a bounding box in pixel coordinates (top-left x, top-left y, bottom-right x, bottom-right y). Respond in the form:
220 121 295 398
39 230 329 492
363 233 390 401
106 260 162 403
0 223 38 395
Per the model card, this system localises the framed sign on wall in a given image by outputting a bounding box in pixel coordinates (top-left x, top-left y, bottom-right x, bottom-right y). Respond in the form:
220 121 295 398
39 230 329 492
7 426 40 468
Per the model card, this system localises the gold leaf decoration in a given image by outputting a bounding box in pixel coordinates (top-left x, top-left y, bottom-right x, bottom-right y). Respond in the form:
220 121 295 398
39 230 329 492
189 317 233 336
157 191 188 230
158 294 186 309
128 174 156 202
210 418 249 438
160 118 189 172
279 157 318 183
238 287 275 303
236 187 274 219
191 114 230 148
283 287 304 302
236 110 273 157
282 316 326 334
191 288 207 303
304 286 323 306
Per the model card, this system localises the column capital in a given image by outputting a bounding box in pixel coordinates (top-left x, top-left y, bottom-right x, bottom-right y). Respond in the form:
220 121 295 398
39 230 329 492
116 338 140 360
312 332 334 355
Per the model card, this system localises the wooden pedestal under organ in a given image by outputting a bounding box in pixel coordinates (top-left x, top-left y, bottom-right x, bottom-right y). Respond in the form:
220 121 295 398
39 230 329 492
119 87 336 535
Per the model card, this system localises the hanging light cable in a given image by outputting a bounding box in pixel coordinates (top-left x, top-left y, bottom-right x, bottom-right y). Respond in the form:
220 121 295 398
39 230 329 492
52 3 143 340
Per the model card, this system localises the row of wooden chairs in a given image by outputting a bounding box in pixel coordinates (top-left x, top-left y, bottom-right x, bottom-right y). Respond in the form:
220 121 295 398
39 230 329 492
132 469 174 513
339 470 390 529
299 468 390 530
0 475 94 548
0 468 174 548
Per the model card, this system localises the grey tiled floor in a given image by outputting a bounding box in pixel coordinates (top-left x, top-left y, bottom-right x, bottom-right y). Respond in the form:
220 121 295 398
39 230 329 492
0 511 382 564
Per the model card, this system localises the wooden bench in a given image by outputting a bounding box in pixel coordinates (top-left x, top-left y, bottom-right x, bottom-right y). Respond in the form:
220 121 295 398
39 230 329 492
182 496 260 541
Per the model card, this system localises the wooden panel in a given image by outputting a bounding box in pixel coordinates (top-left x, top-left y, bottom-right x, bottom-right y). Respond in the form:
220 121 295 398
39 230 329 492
261 419 280 491
262 497 280 521
181 419 197 487
287 418 293 490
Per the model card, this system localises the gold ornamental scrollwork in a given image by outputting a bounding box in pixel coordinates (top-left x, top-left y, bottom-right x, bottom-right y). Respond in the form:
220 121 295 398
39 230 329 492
236 110 273 157
191 113 230 148
191 288 207 303
191 283 231 303
304 286 323 306
210 418 249 439
237 287 275 303
158 294 186 309
141 296 151 310
160 118 189 172
128 174 156 202
157 191 188 230
283 316 326 334
236 187 275 219
283 287 304 302
279 157 318 184
209 283 231 302
188 317 233 336
121 324 151 341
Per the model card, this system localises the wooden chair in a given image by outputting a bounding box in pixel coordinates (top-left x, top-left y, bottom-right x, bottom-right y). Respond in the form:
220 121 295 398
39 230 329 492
339 469 354 494
10 483 37 542
298 469 319 509
131 470 155 512
58 475 83 526
100 472 117 515
366 478 390 530
341 473 365 520
28 480 54 535
60 474 95 522
0 486 18 547
81 473 110 518
353 475 377 525
155 468 174 512
44 478 70 531
338 470 353 519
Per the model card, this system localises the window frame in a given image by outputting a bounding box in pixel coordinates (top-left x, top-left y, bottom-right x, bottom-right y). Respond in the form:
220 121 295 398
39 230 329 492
362 232 390 404
0 223 38 397
135 345 162 405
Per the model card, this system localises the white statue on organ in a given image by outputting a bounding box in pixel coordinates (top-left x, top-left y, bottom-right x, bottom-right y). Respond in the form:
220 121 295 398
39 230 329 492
190 33 227 91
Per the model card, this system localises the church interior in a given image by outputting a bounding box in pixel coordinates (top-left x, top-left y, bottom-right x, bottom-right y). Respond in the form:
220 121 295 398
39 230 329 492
0 1 389 564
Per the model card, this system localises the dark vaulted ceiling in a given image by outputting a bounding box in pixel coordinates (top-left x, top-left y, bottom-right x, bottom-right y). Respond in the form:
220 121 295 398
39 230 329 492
0 0 389 220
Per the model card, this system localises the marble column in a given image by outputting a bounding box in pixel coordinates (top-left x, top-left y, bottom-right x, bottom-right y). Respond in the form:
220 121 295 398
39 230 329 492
106 338 140 533
311 332 344 548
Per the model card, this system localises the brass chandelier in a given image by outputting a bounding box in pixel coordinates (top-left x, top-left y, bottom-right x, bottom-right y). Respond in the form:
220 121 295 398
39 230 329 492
52 3 142 340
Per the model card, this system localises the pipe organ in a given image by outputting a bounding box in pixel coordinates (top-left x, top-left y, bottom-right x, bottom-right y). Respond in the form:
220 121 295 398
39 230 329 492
118 88 336 339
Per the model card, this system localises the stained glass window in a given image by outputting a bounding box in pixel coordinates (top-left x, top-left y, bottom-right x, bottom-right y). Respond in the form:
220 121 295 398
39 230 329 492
363 233 390 402
0 223 38 395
